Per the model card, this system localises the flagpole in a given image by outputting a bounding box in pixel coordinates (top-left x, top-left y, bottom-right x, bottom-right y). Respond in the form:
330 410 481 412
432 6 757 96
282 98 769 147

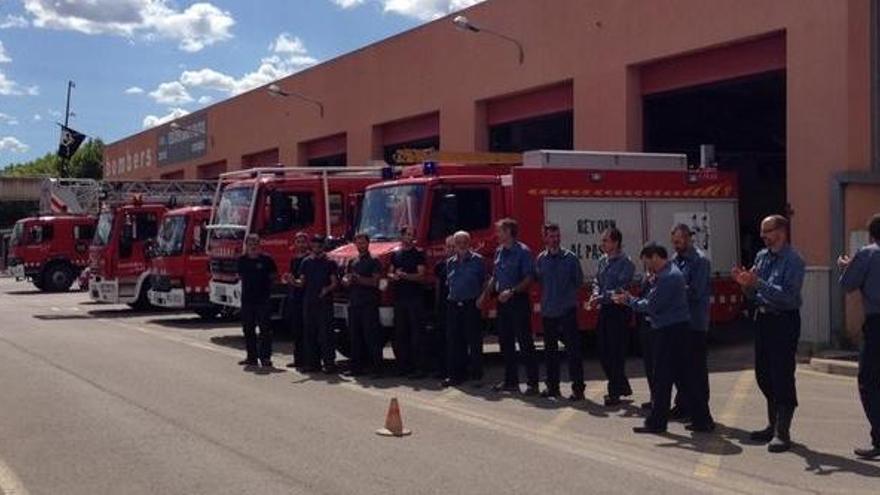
60 80 74 177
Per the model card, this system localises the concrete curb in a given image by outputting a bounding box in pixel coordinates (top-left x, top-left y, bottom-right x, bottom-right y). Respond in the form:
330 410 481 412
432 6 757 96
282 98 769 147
808 357 858 377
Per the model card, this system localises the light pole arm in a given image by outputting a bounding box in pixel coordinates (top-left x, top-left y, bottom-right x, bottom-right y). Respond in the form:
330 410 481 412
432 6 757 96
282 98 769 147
480 28 525 65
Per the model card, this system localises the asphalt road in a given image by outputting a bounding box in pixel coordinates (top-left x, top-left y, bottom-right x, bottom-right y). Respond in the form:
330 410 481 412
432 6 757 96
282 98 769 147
0 277 878 495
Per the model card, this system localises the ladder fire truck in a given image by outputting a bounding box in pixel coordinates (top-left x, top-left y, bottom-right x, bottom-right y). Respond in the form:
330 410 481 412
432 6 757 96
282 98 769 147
206 166 387 321
328 150 744 350
88 180 217 309
7 178 100 292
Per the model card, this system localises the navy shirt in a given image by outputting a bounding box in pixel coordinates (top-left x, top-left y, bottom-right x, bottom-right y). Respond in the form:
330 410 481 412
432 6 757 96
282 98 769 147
593 253 636 305
535 248 583 318
300 254 337 302
630 262 691 330
391 247 427 300
287 255 307 303
434 259 449 312
493 241 534 292
672 247 712 332
237 254 277 305
447 252 486 302
750 245 806 312
840 242 880 316
347 253 382 307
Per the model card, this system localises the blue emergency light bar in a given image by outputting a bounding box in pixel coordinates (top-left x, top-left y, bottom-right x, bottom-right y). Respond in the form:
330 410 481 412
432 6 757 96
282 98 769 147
423 161 438 176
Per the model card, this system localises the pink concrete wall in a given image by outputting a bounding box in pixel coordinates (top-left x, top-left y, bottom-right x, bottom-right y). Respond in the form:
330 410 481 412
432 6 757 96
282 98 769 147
105 0 873 267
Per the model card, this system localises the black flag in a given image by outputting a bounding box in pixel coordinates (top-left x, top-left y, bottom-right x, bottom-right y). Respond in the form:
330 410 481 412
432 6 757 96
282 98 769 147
57 124 86 159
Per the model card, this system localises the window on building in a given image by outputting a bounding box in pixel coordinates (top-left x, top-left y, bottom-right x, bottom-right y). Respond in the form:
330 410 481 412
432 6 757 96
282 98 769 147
307 154 346 167
428 188 491 241
383 136 440 164
489 111 573 153
265 191 315 233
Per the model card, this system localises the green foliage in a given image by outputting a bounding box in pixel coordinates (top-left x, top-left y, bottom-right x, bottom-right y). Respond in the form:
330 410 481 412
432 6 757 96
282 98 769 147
1 138 104 179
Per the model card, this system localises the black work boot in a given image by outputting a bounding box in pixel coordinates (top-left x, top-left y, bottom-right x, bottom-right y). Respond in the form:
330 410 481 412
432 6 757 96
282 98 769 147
768 406 794 453
749 402 776 442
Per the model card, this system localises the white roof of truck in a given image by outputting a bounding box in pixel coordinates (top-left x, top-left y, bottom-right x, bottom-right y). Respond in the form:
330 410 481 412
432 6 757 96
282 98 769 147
523 150 688 171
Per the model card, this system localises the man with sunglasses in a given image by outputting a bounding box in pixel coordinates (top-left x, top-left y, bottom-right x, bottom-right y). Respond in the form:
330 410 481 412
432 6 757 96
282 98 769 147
733 215 805 453
237 233 278 368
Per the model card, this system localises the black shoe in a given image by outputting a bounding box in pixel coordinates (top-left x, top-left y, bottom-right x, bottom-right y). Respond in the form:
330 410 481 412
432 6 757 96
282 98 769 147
854 446 880 459
441 378 463 388
260 360 274 368
633 424 666 434
492 382 519 393
408 371 429 380
640 401 653 411
347 369 366 377
604 395 621 406
749 425 775 442
541 388 561 399
568 391 586 402
522 385 539 397
768 435 792 453
238 359 257 366
322 364 338 374
686 422 716 433
669 406 690 421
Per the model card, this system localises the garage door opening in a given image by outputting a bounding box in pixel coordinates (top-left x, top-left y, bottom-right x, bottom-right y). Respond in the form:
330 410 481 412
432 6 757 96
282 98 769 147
643 71 786 265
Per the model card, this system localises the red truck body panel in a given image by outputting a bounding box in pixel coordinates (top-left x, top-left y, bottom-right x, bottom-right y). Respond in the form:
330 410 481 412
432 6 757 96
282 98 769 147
148 206 214 312
7 215 96 291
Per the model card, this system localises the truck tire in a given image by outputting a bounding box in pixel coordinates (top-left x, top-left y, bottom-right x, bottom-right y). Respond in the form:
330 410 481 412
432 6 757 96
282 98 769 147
42 262 74 292
127 279 153 311
195 304 230 320
32 277 46 291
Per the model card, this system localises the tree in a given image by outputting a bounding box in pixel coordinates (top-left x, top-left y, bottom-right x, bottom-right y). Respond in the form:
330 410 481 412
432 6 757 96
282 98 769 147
1 138 103 179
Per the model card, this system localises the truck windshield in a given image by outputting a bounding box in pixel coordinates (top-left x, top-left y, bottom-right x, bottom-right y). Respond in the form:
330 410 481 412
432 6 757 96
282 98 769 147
358 184 425 241
212 186 252 240
156 215 187 257
9 221 23 246
93 211 113 246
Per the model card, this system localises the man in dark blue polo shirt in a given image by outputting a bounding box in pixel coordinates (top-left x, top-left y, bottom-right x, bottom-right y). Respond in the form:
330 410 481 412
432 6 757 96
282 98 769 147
237 233 278 368
734 215 805 453
591 227 636 406
480 218 539 395
389 225 428 378
298 235 339 374
343 233 384 377
839 213 880 459
670 223 715 432
613 242 691 434
284 231 310 370
536 223 585 400
443 230 486 388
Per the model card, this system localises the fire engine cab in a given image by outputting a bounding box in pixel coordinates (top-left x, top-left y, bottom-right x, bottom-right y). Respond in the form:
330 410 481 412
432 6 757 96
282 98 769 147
88 181 216 309
207 166 385 318
329 150 742 346
7 179 100 292
147 205 220 318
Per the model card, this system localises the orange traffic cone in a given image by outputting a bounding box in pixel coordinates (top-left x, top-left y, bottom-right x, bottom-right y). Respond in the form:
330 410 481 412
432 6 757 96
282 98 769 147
375 397 412 437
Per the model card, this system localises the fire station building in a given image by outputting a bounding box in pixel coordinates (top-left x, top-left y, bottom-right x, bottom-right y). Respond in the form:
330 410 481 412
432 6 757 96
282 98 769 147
104 0 880 348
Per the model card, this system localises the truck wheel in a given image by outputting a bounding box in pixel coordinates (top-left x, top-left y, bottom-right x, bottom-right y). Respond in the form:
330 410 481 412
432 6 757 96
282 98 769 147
32 277 46 291
195 307 219 320
333 319 351 358
127 279 153 311
43 263 74 292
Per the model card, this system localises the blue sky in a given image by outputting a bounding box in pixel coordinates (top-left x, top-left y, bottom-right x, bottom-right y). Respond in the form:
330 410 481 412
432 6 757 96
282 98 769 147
0 0 482 168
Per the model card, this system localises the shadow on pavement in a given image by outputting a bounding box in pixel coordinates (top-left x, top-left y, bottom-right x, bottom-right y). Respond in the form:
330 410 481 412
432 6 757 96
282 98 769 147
3 289 43 295
32 314 93 321
87 308 176 319
792 443 880 477
149 316 239 331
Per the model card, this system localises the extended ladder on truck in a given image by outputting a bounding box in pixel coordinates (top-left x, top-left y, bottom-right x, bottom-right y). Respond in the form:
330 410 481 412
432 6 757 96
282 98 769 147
40 178 218 213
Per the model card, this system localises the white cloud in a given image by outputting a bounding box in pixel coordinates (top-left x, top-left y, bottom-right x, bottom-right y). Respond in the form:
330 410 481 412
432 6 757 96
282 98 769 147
175 32 317 96
332 0 483 20
0 70 38 96
47 109 62 118
0 15 28 29
148 81 192 104
142 107 189 128
197 95 213 104
0 136 28 153
33 114 41 121
22 0 234 52
0 41 10 63
124 86 144 94
0 113 19 125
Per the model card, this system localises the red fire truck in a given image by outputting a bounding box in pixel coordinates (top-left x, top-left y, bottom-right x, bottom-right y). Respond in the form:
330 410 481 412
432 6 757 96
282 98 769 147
88 181 216 309
206 167 385 318
147 205 222 318
7 179 100 292
328 150 743 346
